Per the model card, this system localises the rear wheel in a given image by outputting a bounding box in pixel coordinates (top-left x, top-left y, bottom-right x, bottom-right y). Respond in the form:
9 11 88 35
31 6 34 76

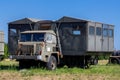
111 59 119 64
46 56 57 70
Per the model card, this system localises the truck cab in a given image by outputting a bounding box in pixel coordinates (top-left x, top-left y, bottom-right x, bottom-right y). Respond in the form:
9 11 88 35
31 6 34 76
10 30 60 70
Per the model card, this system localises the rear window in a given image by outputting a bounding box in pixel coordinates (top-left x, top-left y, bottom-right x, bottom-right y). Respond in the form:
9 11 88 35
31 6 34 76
73 30 81 35
108 29 113 37
96 27 102 36
89 26 95 35
103 28 108 37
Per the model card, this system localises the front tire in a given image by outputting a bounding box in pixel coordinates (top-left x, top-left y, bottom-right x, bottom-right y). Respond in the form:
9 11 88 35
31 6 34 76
91 57 98 65
19 60 31 69
19 61 25 69
46 56 57 70
93 58 98 65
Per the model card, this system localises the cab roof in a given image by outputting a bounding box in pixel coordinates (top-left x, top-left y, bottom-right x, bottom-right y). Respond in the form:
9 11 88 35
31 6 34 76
21 30 56 35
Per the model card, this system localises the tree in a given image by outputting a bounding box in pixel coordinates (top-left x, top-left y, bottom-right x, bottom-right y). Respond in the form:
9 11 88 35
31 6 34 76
4 43 9 58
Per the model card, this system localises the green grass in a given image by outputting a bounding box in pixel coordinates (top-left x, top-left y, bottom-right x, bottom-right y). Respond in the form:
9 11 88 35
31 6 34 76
0 60 119 80
0 60 119 75
20 65 120 76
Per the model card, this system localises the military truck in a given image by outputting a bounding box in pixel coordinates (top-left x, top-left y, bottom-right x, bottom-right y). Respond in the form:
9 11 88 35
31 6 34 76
8 16 114 70
0 31 4 60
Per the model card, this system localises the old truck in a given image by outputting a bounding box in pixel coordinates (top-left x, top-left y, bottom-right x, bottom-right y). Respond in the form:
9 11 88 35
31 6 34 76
0 31 4 60
8 16 114 70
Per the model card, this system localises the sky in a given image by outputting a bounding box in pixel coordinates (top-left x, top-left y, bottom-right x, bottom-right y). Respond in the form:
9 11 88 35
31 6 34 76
0 0 120 50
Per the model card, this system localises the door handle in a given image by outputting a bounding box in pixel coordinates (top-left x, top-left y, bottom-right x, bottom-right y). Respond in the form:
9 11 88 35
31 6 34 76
100 39 104 41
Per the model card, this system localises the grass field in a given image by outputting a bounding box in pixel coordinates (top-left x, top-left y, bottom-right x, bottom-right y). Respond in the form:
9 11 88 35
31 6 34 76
0 60 119 80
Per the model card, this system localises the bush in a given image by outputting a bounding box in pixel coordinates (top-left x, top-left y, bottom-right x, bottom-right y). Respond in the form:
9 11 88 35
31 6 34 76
98 55 109 60
4 43 9 58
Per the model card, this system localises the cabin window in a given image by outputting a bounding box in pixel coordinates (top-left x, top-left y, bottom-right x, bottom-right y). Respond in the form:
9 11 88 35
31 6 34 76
89 26 95 35
46 34 52 41
45 34 52 43
109 29 113 37
10 29 17 36
96 27 102 36
103 28 108 37
73 30 81 35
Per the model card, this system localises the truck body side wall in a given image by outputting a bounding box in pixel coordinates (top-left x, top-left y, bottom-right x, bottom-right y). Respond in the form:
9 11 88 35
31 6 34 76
58 22 87 56
87 22 114 53
8 24 35 55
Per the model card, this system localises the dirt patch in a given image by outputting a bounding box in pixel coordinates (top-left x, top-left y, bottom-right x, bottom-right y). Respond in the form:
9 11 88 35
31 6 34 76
0 72 116 80
29 74 115 80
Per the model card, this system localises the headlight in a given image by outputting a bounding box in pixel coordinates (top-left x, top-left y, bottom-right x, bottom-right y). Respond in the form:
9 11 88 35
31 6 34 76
47 47 51 52
37 55 42 60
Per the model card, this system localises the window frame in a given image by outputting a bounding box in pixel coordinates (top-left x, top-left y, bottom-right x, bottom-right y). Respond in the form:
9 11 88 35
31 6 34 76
73 30 81 35
103 28 108 37
96 27 102 36
89 26 95 35
20 33 31 42
108 29 113 37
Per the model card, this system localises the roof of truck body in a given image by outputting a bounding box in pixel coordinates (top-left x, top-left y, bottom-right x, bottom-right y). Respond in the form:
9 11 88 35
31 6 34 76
8 16 114 26
9 18 40 24
57 16 114 26
57 16 89 22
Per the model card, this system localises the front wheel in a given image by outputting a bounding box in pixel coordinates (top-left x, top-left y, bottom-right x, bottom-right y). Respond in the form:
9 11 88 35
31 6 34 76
46 56 57 70
93 58 98 65
91 57 98 65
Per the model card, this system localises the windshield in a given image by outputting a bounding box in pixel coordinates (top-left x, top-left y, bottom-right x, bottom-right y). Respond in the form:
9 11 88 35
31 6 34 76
33 33 44 41
20 33 45 42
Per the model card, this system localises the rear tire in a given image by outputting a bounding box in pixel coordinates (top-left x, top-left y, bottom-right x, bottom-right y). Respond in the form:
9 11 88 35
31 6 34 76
46 56 57 70
111 59 119 64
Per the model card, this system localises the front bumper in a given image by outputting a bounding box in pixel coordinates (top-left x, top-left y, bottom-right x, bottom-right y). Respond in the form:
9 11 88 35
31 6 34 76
9 55 42 60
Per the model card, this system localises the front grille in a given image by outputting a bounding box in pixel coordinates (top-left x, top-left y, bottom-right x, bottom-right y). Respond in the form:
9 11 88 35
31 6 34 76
21 45 34 55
